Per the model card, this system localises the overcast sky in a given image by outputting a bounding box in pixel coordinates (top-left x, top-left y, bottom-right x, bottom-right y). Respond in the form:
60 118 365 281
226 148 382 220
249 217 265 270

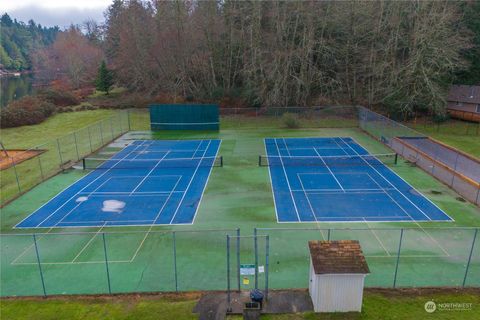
1 0 112 28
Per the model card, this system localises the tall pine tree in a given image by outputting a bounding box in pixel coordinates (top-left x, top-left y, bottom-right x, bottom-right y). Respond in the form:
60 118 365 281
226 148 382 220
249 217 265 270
95 60 114 94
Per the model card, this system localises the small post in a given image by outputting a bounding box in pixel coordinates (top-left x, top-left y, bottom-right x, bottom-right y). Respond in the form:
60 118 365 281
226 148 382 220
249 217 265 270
73 132 80 161
127 110 132 131
56 138 64 164
99 122 105 145
227 235 231 306
236 228 240 291
393 228 404 288
463 229 478 287
87 126 93 152
33 234 47 297
37 153 45 180
394 153 398 165
173 232 178 292
254 228 258 289
11 161 22 193
109 117 114 140
102 233 112 294
82 158 86 170
265 235 269 301
327 228 331 241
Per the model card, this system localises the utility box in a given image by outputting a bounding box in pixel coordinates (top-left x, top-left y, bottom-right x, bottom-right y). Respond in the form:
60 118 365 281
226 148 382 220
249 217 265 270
308 240 370 313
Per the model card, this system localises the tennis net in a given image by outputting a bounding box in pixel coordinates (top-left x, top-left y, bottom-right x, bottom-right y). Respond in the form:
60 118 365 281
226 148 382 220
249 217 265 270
82 156 223 170
258 153 397 167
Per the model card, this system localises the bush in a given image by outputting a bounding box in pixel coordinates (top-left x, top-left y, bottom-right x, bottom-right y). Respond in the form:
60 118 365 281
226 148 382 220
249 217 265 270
282 112 301 128
38 89 80 107
0 96 56 128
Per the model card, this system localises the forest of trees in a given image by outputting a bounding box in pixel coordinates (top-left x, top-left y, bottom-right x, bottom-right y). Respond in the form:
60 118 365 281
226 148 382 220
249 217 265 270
3 1 480 117
101 0 479 116
0 13 59 71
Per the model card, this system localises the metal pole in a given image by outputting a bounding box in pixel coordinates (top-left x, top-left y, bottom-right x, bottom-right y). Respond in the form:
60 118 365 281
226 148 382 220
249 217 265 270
102 233 112 294
393 228 404 288
254 228 258 289
236 228 240 291
462 229 478 287
327 229 331 241
11 161 21 193
127 110 132 131
109 117 114 140
99 122 105 145
265 235 269 300
173 232 178 292
87 126 93 152
33 234 47 297
73 132 80 161
56 138 64 164
37 148 44 180
226 235 231 306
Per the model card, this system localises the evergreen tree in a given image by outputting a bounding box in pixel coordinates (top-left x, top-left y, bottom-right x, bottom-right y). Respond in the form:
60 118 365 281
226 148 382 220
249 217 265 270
95 60 114 94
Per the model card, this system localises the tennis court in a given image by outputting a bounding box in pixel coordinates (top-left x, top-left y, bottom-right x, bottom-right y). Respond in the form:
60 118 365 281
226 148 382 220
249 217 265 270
15 139 222 228
263 137 453 223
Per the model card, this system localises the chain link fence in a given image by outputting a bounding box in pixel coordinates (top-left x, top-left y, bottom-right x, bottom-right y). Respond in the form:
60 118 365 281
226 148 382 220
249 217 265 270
1 112 130 206
359 107 480 205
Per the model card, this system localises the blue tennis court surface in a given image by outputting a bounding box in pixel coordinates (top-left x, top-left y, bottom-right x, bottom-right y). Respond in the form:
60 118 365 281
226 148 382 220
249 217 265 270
265 137 452 223
16 139 221 228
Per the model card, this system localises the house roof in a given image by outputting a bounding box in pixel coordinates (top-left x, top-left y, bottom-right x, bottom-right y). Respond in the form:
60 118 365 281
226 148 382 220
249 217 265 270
448 85 480 104
308 240 370 275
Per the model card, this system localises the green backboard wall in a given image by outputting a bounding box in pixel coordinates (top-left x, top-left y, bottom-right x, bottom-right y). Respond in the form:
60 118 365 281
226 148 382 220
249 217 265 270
149 104 219 130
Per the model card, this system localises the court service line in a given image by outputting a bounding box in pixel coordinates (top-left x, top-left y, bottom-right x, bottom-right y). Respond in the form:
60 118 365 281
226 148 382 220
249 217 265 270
129 151 170 195
168 140 213 224
273 139 301 222
362 218 391 256
296 173 320 224
128 177 182 262
313 148 345 192
71 222 107 263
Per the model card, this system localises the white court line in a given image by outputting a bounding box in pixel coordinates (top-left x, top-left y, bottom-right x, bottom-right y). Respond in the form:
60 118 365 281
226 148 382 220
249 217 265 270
362 218 391 257
273 139 301 222
78 191 184 195
169 140 212 224
297 173 319 223
129 151 170 195
71 222 107 263
128 176 182 262
313 148 344 192
191 140 204 159
282 138 292 157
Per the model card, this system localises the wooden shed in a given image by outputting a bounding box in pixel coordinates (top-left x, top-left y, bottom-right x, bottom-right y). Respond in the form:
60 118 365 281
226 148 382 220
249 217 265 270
308 240 370 313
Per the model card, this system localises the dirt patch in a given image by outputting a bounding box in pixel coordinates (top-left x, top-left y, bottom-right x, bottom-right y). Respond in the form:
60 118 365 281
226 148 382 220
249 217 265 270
0 149 46 170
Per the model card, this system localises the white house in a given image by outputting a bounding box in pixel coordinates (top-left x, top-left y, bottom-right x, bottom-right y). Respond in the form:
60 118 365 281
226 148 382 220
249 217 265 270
308 240 370 313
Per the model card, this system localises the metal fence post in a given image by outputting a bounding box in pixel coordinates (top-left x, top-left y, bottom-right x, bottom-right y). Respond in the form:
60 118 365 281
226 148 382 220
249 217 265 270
226 235 231 306
11 161 21 193
393 228 404 288
109 117 114 140
265 235 269 300
173 232 178 292
102 233 112 294
56 138 63 164
87 126 93 152
73 132 80 161
254 228 258 289
127 110 132 131
36 148 45 180
99 122 105 145
33 234 47 297
463 229 478 288
327 229 331 241
236 228 240 291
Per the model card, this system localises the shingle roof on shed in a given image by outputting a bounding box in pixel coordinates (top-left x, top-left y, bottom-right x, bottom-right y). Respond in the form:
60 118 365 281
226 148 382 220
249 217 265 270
448 85 480 104
308 240 370 275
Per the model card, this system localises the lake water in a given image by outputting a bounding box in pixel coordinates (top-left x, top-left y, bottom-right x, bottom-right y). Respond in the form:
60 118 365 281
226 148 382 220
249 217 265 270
0 74 36 108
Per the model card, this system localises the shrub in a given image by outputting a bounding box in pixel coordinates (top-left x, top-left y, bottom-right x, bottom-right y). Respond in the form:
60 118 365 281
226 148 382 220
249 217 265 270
38 89 80 107
0 96 56 128
282 112 301 128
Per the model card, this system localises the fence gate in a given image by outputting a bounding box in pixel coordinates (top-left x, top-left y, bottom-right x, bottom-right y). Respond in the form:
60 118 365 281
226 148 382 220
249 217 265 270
226 234 269 305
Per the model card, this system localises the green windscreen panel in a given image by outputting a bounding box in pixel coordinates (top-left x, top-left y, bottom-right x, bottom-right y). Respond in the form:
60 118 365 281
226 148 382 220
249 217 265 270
149 104 219 130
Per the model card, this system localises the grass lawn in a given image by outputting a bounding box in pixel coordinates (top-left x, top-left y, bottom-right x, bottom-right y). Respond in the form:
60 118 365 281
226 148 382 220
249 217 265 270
1 290 479 320
1 110 118 149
